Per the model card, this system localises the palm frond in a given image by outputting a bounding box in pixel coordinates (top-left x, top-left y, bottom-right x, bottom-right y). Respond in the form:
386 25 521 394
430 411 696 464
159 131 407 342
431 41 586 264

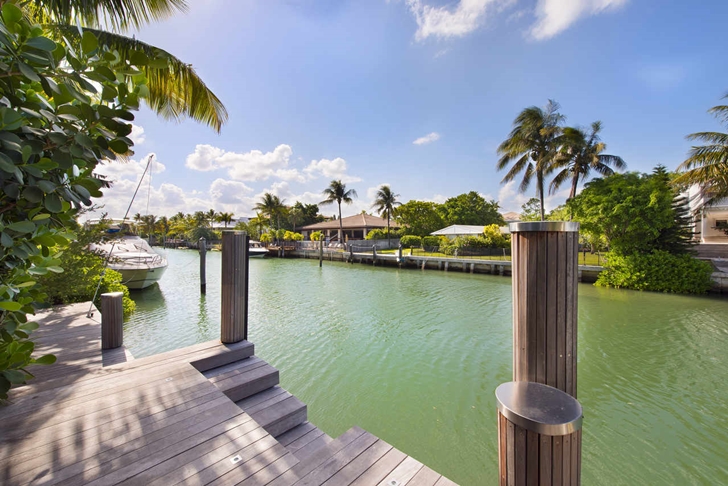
548 167 571 195
25 0 188 32
53 25 227 132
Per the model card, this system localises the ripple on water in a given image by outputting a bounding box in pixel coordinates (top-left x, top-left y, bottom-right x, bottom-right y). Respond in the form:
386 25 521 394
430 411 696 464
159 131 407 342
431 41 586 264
124 251 728 486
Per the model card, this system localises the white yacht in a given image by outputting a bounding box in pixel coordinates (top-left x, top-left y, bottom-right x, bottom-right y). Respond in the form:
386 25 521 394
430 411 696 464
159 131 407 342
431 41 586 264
86 218 169 289
249 240 269 258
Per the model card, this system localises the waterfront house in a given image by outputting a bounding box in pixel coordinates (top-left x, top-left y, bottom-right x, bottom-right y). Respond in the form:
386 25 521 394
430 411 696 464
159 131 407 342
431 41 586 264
687 185 728 243
300 213 398 241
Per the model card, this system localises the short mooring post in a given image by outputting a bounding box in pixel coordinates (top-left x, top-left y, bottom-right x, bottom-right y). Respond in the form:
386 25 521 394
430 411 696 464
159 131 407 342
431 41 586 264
496 222 583 485
319 240 323 267
199 237 207 294
372 245 377 265
397 244 403 266
221 231 249 343
101 292 123 349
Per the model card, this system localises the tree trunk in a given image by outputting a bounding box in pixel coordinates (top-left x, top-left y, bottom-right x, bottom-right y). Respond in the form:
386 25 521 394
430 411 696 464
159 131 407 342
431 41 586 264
338 202 343 242
569 173 580 200
387 212 390 248
538 174 546 221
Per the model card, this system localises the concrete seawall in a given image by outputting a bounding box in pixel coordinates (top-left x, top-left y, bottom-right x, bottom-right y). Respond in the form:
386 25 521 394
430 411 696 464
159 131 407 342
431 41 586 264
288 249 728 293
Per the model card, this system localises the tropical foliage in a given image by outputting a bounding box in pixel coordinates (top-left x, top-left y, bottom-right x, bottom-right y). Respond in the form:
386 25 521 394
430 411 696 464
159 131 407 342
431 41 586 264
551 122 626 200
0 8 152 398
674 96 728 205
371 185 401 244
567 167 693 256
596 251 712 294
320 180 357 241
497 100 565 221
24 0 227 132
399 235 422 248
393 200 444 237
254 193 287 231
439 192 505 226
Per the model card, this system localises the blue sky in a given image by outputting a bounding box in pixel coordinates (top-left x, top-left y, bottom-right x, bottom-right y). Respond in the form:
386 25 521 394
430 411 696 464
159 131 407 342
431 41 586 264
91 0 728 220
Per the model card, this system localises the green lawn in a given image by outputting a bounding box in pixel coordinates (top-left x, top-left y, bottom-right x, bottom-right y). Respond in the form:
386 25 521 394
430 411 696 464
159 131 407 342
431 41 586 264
377 248 605 266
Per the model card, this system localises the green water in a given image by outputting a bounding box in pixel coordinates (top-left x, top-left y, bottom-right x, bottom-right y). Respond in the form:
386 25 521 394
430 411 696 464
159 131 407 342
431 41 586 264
125 249 728 485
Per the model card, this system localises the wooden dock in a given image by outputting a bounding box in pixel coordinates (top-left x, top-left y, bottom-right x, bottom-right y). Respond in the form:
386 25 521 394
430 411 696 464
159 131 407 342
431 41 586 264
0 302 457 486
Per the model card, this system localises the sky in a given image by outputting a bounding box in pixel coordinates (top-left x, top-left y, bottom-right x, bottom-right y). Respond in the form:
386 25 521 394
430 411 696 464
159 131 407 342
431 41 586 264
89 0 728 221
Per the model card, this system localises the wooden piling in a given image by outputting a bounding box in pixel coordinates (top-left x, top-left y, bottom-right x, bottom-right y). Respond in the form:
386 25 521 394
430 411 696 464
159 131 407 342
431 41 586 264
372 245 377 265
510 221 579 397
319 240 323 267
199 237 207 294
101 292 123 349
497 221 583 485
221 231 249 343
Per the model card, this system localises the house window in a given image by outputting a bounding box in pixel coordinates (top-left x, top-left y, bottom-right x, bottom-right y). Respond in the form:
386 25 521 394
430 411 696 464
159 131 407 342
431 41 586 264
716 220 728 229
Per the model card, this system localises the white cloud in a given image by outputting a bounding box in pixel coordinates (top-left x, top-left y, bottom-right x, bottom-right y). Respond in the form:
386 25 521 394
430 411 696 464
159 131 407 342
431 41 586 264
413 132 441 145
434 48 450 58
304 157 362 183
210 179 254 205
406 0 509 41
529 0 628 40
129 123 146 146
185 144 303 182
430 194 448 204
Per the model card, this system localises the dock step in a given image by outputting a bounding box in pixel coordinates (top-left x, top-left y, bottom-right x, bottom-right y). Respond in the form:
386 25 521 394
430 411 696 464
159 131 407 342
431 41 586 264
236 386 308 437
276 422 334 461
188 340 255 372
204 356 279 402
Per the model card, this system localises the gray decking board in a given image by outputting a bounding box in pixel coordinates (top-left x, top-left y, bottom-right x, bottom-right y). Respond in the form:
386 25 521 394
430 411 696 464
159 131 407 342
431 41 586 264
0 302 458 486
348 448 408 486
406 465 443 486
321 439 394 486
293 432 380 486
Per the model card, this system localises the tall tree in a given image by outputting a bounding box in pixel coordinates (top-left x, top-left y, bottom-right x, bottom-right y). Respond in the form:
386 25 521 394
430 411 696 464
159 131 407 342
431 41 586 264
216 212 234 228
520 198 542 222
675 97 728 205
439 192 505 226
320 180 357 242
254 193 286 230
24 0 227 132
497 100 565 220
551 122 626 199
371 185 401 246
393 200 445 237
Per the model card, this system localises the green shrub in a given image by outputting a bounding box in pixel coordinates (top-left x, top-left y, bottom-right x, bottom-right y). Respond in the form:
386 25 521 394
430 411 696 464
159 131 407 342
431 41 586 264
400 235 422 248
422 236 440 248
482 224 510 248
310 231 324 241
596 251 713 294
283 231 303 241
365 229 389 240
38 227 136 317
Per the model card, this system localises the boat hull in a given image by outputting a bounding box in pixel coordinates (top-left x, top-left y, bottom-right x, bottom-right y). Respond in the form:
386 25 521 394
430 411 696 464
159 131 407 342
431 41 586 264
114 264 168 290
248 248 268 258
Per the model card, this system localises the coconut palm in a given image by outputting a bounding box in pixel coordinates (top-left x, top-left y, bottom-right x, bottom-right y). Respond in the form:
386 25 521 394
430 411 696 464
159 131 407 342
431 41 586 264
216 212 235 228
551 122 626 200
24 0 227 132
371 185 401 246
497 100 565 221
254 193 287 230
320 180 357 242
675 99 728 205
205 209 217 227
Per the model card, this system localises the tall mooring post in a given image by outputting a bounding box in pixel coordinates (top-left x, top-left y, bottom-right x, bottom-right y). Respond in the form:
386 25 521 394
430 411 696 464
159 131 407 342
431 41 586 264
319 239 324 267
496 222 583 485
221 231 249 343
101 292 123 349
198 237 207 294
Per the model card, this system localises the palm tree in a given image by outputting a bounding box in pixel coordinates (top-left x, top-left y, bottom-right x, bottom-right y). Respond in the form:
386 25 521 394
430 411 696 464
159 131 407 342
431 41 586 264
205 209 217 228
248 212 267 239
320 180 357 242
371 185 401 247
254 193 286 231
675 99 728 205
216 212 235 228
24 0 227 132
551 122 626 200
497 100 565 220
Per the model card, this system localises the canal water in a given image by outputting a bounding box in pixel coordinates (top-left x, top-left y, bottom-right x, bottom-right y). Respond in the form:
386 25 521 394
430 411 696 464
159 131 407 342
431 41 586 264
125 249 728 485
